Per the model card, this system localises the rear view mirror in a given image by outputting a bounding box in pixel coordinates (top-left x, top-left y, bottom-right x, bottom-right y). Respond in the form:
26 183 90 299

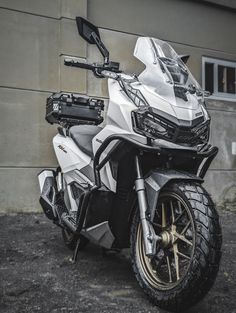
76 17 100 44
76 17 110 64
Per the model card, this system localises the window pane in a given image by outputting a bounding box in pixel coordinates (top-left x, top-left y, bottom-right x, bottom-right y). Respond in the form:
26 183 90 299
218 65 224 92
227 67 235 94
205 62 214 93
218 65 236 94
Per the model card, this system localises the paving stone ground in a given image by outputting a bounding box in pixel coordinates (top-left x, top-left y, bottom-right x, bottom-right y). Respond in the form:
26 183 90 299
0 211 235 313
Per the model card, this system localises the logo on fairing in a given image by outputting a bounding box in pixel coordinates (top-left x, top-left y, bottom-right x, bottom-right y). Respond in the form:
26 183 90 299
58 145 67 153
195 112 203 117
96 138 103 144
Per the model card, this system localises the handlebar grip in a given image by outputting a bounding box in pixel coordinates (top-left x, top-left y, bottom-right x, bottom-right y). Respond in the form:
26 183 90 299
64 58 94 70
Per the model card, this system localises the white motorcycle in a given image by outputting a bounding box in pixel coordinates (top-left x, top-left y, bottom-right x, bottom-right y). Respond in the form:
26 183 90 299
38 17 222 312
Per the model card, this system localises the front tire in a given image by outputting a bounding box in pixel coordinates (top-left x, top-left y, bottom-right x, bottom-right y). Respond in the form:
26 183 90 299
130 181 222 312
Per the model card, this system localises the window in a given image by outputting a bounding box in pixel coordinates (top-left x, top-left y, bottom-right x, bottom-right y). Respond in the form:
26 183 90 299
202 57 236 100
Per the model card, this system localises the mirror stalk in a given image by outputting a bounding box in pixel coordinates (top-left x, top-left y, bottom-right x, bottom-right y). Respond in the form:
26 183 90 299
91 32 110 64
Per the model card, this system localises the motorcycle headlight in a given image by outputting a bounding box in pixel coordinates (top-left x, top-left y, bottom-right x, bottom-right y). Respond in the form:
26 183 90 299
132 110 175 140
132 109 210 146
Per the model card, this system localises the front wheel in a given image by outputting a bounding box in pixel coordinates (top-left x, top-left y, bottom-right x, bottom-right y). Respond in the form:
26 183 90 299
130 182 222 312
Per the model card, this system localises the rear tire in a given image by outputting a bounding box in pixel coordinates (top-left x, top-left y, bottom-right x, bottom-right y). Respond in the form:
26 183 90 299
130 181 222 312
62 228 89 251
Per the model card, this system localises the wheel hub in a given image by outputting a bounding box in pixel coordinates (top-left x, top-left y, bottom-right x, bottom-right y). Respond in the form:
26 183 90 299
160 230 172 247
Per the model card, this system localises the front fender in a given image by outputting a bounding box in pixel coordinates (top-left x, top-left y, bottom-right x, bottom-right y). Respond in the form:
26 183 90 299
145 169 203 219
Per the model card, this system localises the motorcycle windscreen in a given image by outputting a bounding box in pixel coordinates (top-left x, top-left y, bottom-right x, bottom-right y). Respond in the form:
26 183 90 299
133 37 203 109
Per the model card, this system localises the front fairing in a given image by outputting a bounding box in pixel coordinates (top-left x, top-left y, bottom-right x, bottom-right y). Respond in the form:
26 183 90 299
124 78 207 126
129 37 209 124
140 84 204 124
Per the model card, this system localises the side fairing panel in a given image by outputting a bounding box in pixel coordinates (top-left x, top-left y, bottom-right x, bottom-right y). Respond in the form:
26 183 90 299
53 134 91 174
106 78 137 131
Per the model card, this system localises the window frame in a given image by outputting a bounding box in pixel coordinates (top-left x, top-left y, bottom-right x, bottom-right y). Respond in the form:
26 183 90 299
202 56 236 101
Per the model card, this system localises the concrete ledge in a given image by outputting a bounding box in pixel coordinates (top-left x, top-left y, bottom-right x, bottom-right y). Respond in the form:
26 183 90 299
206 99 236 112
201 0 236 10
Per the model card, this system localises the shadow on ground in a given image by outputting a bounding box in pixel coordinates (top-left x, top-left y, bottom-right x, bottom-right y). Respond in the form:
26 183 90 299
0 211 235 313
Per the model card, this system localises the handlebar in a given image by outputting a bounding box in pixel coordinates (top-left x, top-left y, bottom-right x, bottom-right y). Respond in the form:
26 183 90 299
64 57 121 78
64 58 95 70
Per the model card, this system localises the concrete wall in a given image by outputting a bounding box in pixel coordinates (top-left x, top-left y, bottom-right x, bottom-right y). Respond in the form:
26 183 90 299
0 0 235 212
0 0 88 212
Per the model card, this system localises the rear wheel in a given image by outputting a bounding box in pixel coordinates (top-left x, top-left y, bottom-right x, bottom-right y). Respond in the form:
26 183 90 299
62 228 89 251
130 182 222 312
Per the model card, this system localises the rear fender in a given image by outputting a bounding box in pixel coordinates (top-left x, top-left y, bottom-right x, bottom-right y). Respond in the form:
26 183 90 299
145 169 203 220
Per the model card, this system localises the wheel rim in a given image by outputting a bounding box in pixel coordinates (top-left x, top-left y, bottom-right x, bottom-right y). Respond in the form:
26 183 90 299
136 192 195 290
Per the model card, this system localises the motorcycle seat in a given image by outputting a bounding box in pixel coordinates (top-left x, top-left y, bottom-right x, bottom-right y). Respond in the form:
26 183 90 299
69 125 102 158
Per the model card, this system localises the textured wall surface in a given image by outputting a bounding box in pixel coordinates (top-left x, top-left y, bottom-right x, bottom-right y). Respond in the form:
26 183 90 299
0 0 235 212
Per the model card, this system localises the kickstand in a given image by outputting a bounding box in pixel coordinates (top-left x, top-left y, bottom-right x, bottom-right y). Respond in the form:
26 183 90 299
70 238 80 264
